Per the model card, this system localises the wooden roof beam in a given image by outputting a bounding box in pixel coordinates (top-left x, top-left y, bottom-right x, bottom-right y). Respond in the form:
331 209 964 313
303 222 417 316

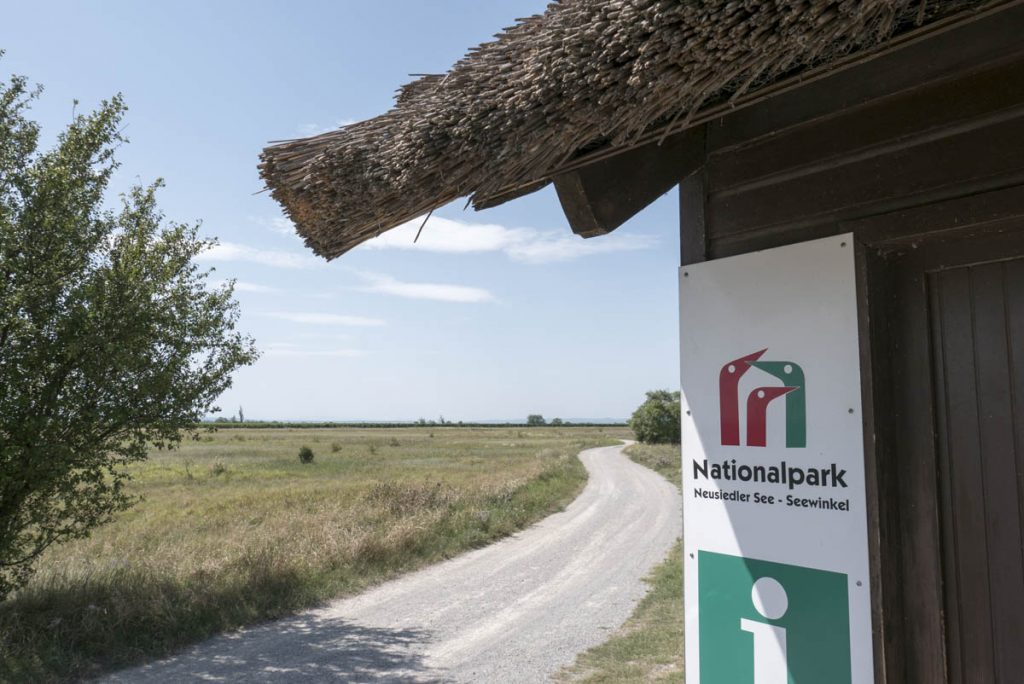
553 128 705 238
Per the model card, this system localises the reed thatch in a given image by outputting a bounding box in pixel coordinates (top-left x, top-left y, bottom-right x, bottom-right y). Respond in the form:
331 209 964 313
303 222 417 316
260 0 989 259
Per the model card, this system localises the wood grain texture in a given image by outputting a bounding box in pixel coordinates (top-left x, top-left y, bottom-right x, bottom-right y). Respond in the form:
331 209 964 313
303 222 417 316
930 258 1024 683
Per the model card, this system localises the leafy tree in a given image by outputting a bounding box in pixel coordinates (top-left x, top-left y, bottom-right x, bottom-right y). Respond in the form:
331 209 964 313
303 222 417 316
550 417 564 426
526 414 546 426
0 71 258 598
629 390 681 444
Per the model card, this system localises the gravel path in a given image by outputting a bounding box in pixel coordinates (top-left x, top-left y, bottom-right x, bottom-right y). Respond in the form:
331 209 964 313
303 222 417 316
105 442 681 683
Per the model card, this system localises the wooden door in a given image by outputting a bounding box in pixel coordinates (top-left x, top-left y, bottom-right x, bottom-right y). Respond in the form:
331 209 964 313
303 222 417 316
880 231 1024 683
930 255 1024 683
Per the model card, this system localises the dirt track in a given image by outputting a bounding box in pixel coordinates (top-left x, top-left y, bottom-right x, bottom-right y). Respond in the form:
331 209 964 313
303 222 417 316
106 443 681 683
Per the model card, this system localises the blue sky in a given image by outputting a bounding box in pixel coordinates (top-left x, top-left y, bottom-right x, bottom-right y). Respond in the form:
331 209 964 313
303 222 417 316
2 1 680 421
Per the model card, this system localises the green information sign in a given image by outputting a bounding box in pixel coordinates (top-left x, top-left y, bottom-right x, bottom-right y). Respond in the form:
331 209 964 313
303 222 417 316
698 551 851 683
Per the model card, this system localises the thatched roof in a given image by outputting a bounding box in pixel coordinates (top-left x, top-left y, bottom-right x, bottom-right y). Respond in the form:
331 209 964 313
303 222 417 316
260 0 990 259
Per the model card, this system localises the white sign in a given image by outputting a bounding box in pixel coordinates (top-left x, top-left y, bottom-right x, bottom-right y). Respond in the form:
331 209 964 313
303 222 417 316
680 233 873 684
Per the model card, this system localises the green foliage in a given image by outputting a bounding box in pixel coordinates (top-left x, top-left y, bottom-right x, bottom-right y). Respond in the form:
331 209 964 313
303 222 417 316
0 70 258 599
526 414 546 426
297 446 314 464
550 417 564 426
628 390 681 444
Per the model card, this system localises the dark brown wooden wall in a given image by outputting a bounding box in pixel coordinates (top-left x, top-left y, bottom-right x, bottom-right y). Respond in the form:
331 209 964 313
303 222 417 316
680 2 1024 265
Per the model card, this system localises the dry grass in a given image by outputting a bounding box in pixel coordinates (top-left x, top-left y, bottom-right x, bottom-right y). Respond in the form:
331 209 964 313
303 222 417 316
558 442 683 683
0 426 627 682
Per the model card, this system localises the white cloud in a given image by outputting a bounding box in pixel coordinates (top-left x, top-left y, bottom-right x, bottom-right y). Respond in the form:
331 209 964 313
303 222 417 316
357 272 494 303
262 342 365 358
249 215 298 239
507 233 658 263
297 119 357 136
261 311 385 327
363 216 516 254
359 215 656 264
208 279 281 294
293 331 354 342
198 241 318 269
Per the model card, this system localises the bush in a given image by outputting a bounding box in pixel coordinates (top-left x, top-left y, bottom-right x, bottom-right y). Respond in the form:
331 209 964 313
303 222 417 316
0 72 257 598
298 446 315 464
629 390 681 444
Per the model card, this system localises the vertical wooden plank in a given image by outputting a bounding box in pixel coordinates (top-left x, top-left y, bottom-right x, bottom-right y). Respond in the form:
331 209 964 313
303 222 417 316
988 260 1024 683
679 170 707 266
935 268 995 684
927 273 961 684
860 245 901 684
1005 260 1024 584
892 258 947 684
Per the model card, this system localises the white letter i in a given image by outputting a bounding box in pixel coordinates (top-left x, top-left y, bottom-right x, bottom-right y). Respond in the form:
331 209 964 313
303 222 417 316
740 576 789 684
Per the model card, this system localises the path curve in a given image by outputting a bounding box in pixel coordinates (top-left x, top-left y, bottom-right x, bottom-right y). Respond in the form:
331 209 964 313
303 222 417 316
106 443 681 683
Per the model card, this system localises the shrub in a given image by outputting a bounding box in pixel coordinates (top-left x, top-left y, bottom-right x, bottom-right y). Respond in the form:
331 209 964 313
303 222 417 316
330 442 342 453
0 73 257 598
629 390 682 444
298 446 315 464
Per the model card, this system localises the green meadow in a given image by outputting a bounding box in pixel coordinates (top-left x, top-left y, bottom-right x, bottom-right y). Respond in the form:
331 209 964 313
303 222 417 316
0 425 628 682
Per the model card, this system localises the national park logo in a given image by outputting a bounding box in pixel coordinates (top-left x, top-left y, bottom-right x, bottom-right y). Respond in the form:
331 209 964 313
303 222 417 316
719 349 806 448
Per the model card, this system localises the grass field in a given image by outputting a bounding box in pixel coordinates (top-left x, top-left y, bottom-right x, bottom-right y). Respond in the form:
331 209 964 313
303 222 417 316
0 425 628 682
559 442 683 683
622 442 681 489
